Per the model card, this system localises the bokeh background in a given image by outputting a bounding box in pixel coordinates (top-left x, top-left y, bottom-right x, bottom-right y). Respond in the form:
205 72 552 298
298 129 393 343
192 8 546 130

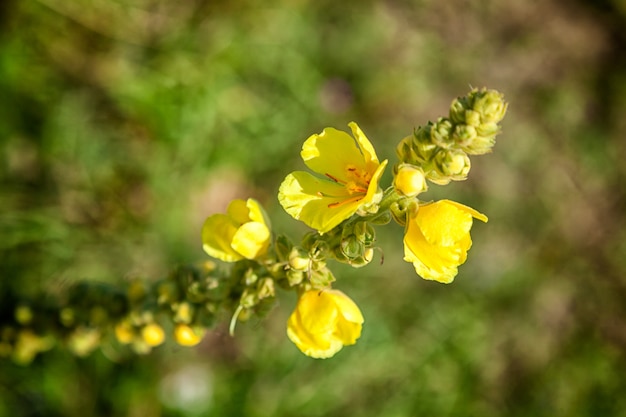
2 0 626 416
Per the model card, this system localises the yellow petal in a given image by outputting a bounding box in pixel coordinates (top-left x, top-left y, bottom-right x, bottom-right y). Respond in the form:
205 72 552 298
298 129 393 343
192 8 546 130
278 171 361 233
348 121 380 167
403 225 463 283
327 289 364 324
301 127 370 181
440 199 488 223
231 221 270 259
246 198 270 227
201 214 243 262
226 199 251 224
362 159 388 206
416 201 475 246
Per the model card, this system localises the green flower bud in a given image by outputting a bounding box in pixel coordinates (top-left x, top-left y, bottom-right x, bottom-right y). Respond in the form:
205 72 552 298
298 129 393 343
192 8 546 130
461 134 497 155
174 302 195 324
288 247 310 271
244 269 258 286
465 110 481 127
472 89 507 123
476 122 499 138
308 267 336 289
286 269 304 286
352 221 375 245
396 127 437 166
240 289 258 308
428 149 471 185
390 197 419 226
393 164 428 197
449 96 471 125
340 236 363 259
257 278 275 300
452 124 477 148
430 118 455 149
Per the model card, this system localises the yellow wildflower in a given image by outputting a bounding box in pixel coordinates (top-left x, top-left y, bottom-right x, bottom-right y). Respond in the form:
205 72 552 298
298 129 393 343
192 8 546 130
174 324 204 347
202 198 271 262
404 199 488 283
141 323 165 347
278 122 388 234
287 289 364 359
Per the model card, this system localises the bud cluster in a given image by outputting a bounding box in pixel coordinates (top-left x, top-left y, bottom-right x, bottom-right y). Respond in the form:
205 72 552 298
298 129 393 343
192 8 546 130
396 88 507 185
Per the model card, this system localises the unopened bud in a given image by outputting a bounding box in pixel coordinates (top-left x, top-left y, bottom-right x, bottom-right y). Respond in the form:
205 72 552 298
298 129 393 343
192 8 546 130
452 124 477 147
174 302 194 324
141 323 165 347
428 149 471 185
430 118 455 149
393 164 428 197
174 324 204 347
472 89 507 123
288 247 310 271
115 321 135 344
257 278 276 300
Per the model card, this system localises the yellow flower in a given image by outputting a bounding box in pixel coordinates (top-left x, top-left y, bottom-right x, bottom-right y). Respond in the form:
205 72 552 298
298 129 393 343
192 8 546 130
287 289 364 359
141 323 165 347
403 199 488 283
278 122 388 234
202 198 271 262
174 324 204 347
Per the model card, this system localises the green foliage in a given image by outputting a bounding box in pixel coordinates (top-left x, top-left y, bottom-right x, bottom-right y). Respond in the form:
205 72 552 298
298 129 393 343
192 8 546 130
2 0 626 416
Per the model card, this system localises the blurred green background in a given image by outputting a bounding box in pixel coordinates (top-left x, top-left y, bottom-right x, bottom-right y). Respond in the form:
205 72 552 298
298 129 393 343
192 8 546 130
2 0 626 415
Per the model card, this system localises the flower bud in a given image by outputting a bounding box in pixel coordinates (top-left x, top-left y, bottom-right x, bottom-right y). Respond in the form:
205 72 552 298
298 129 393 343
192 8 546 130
393 164 428 197
461 134 497 155
476 122 499 138
286 269 304 286
288 247 310 271
174 302 194 324
308 267 336 289
428 149 471 185
115 320 135 344
390 197 419 226
449 96 471 125
141 323 165 347
452 124 477 148
472 89 507 123
430 118 455 149
174 324 204 347
257 278 276 300
396 127 437 166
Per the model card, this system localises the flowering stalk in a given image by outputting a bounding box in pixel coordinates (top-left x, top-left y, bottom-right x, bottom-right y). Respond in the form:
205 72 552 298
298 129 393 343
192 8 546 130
0 88 507 363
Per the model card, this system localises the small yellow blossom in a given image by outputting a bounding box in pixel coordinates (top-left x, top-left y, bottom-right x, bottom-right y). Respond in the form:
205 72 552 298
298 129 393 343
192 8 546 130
287 289 363 359
278 122 388 234
202 198 271 262
404 199 488 283
174 324 204 347
114 320 135 344
141 323 165 347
